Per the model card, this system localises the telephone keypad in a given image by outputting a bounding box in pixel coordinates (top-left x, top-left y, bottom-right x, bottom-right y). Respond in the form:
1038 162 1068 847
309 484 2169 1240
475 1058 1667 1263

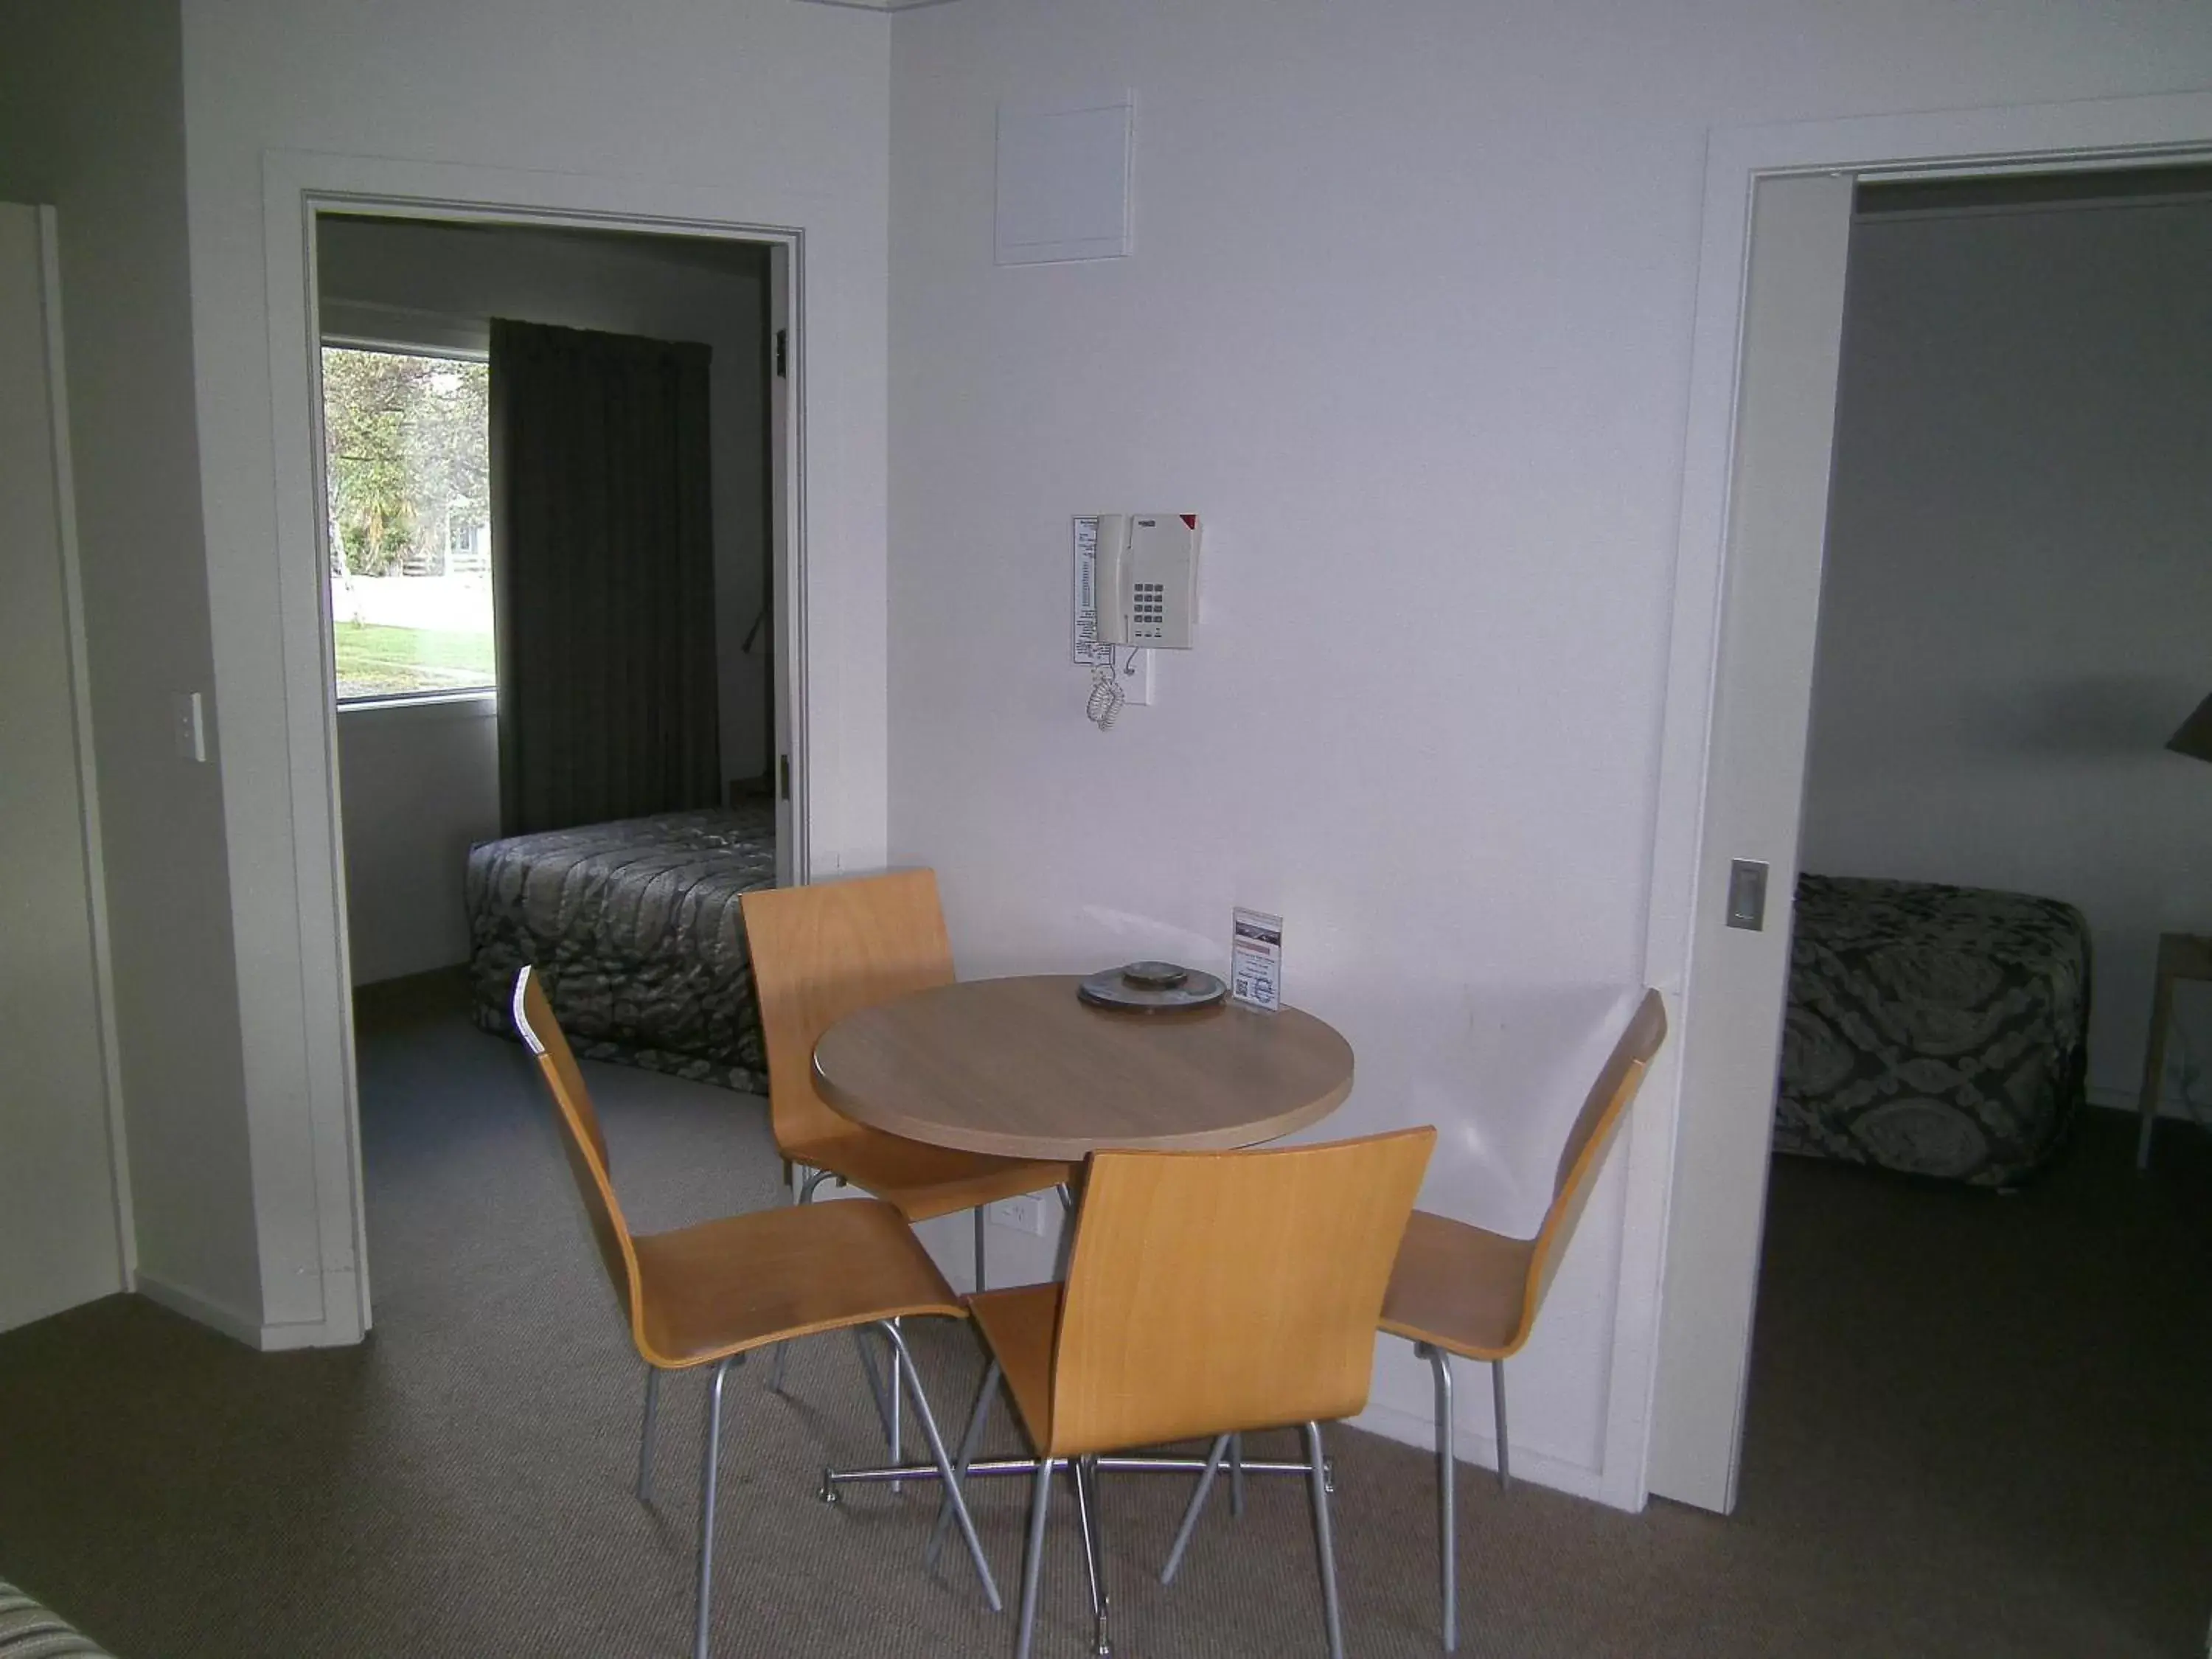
1134 580 1165 640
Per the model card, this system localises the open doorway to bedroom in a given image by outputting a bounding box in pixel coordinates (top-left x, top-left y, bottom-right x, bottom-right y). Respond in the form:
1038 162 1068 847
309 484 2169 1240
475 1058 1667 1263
1731 163 2212 1645
308 208 799 1332
1646 155 2212 1646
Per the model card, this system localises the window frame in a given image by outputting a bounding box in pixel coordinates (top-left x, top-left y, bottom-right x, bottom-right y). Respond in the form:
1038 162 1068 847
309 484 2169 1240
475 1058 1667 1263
319 333 497 710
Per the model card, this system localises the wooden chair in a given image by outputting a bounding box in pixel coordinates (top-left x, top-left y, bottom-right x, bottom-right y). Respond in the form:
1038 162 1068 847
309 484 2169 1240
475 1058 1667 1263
509 965 1001 1659
950 1128 1436 1659
740 869 1076 1298
1379 987 1667 1652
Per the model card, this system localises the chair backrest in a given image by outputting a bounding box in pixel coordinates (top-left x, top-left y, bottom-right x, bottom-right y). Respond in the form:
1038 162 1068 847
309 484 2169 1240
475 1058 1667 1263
1048 1127 1436 1458
740 870 956 1152
1517 987 1666 1339
512 965 645 1344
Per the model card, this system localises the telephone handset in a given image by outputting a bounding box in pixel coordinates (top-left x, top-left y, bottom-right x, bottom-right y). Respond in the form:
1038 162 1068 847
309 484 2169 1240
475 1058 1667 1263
1093 513 1200 650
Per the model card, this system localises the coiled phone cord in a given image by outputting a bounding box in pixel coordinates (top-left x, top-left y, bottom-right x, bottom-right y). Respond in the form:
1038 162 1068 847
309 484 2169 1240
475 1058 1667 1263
1087 650 1124 731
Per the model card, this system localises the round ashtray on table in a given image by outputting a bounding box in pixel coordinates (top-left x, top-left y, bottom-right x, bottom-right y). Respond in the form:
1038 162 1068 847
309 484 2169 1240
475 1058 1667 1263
1076 961 1229 1012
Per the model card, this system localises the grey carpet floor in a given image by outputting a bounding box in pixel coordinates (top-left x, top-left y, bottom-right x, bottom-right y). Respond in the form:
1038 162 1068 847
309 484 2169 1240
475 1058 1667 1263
0 970 2205 1657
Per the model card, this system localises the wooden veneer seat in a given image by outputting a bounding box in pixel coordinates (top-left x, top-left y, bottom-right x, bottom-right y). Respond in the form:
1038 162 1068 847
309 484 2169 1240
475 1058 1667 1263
962 1128 1436 1659
1377 987 1668 1652
740 871 1077 1287
510 965 1000 1659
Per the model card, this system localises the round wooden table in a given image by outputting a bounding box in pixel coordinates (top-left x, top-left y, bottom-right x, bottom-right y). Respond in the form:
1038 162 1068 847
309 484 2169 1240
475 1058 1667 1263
811 974 1354 1161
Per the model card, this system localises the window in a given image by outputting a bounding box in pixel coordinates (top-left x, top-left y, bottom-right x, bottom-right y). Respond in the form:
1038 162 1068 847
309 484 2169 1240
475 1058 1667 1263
321 346 494 702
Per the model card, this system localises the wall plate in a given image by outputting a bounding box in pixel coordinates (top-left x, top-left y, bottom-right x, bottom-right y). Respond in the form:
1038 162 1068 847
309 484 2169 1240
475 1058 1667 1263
997 95 1135 265
987 1193 1048 1235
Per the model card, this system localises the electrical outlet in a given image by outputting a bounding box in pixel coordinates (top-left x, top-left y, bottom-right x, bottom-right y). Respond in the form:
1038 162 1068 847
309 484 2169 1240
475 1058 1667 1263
987 1194 1048 1236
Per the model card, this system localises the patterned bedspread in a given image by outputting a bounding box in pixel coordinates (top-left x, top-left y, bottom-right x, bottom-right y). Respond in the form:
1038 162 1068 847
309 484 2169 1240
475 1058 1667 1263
1776 874 2090 1186
465 806 776 1092
0 1576 114 1656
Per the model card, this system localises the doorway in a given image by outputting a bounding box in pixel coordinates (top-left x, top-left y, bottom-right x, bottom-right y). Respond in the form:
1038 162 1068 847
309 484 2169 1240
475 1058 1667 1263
1633 94 2212 1514
289 196 804 1335
314 212 784 989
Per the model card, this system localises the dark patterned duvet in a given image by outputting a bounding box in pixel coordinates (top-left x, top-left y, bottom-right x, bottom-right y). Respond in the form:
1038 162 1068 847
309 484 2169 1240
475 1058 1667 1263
1776 874 2090 1186
465 806 776 1091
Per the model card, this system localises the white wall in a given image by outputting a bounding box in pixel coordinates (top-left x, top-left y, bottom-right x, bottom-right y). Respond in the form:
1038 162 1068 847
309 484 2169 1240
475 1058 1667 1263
318 215 774 787
0 1 264 1338
181 0 890 1343
0 204 125 1332
884 0 2212 1500
333 699 499 986
136 0 2212 1404
1803 198 2212 1115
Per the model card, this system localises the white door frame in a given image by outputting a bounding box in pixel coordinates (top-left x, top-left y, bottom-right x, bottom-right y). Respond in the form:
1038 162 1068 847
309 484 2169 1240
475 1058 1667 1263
260 153 812 1346
1630 89 2212 1512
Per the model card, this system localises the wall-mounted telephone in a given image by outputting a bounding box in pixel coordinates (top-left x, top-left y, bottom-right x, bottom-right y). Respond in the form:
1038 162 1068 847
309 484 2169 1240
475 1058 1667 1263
1093 514 1200 650
1074 512 1201 731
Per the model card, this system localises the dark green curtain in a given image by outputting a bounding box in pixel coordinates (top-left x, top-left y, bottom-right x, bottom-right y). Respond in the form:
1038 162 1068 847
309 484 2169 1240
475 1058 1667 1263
489 319 719 835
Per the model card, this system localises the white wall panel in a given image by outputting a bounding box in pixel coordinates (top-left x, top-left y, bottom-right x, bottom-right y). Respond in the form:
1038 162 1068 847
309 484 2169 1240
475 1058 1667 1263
333 699 500 986
181 0 891 1343
884 0 2212 1502
0 204 127 1332
0 3 261 1337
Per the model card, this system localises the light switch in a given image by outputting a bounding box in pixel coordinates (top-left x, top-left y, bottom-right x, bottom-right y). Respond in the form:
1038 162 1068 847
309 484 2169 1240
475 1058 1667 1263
172 691 207 764
1726 858 1768 931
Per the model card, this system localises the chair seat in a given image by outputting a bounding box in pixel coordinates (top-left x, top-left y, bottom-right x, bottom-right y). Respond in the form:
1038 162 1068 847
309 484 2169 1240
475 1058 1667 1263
1379 1208 1537 1362
631 1196 964 1368
967 1281 1063 1452
787 1131 1073 1223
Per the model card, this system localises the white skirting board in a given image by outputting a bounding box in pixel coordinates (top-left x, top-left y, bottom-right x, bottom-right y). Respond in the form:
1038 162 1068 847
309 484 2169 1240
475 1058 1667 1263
2087 1088 2202 1123
132 1271 262 1349
1349 1390 1618 1510
134 1270 356 1353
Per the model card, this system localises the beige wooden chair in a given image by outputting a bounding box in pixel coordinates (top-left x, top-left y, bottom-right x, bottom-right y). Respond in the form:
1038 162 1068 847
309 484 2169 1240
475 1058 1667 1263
950 1128 1436 1659
742 872 1077 1292
511 966 1001 1659
1380 987 1666 1651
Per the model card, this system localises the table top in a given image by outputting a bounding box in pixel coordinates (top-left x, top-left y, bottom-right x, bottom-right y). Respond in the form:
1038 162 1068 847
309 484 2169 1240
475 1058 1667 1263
812 974 1355 1162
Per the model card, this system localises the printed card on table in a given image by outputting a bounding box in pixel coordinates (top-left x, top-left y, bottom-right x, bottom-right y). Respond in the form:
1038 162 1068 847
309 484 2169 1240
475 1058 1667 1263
1230 908 1282 1012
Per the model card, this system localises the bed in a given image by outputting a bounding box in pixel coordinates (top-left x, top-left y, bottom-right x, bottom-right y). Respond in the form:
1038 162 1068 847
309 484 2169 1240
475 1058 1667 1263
465 804 776 1092
1 1575 115 1657
1775 874 2090 1186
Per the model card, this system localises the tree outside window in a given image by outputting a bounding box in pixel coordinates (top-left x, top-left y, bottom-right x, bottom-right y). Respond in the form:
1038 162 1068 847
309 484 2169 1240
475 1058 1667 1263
322 347 495 700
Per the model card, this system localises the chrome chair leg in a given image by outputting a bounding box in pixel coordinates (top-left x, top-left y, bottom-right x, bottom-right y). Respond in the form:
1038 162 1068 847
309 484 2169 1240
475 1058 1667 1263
1303 1422 1345 1659
928 1357 1004 1571
693 1354 742 1659
1085 1457 1113 1655
1420 1343 1458 1652
637 1366 662 1504
1161 1433 1231 1585
1070 1455 1110 1655
771 1169 838 1394
975 1206 989 1293
1230 1432 1246 1518
1016 1457 1058 1659
1493 1360 1511 1490
888 1319 904 1490
881 1321 1003 1612
850 1325 900 1447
